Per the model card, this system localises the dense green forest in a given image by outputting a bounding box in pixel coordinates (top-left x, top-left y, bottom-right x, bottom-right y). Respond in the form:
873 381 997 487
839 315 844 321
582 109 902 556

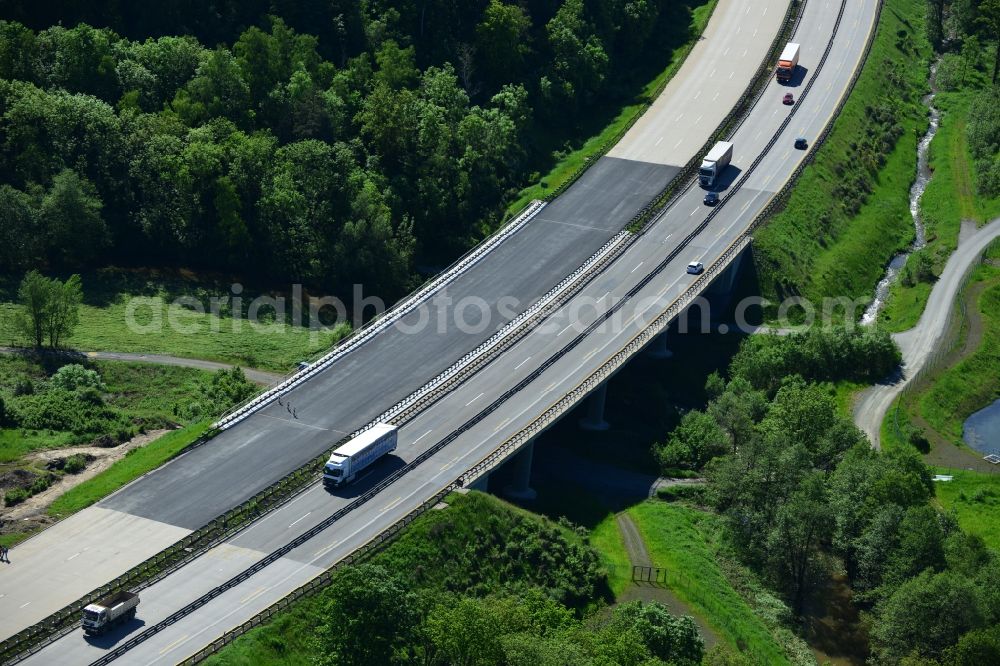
0 0 704 302
656 327 1000 664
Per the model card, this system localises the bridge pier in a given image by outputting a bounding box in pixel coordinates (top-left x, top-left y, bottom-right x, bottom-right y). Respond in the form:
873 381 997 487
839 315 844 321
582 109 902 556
579 381 610 431
645 331 673 359
707 247 746 302
502 440 537 501
706 246 749 324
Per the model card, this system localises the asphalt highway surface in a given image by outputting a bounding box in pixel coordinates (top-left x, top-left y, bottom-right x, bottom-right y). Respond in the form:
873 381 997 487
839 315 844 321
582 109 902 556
0 0 787 641
15 0 885 662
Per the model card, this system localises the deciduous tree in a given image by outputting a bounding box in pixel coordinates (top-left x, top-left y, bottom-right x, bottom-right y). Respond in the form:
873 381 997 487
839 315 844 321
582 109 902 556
313 565 419 666
41 169 109 268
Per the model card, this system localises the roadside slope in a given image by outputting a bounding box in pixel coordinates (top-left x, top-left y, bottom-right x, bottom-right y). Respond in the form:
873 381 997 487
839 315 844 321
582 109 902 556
854 218 1000 445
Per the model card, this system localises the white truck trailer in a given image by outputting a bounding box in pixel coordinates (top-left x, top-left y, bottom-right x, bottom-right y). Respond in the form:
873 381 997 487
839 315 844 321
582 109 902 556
323 423 398 487
82 591 139 635
776 42 800 82
698 141 733 188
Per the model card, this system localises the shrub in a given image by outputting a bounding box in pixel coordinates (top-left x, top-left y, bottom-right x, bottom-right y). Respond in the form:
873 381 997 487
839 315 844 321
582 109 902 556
50 364 106 392
656 484 708 503
10 388 116 433
908 427 931 453
655 411 728 472
730 326 901 392
935 53 969 92
64 454 87 474
902 251 936 287
967 87 1000 196
180 367 259 420
14 378 33 396
30 473 54 495
971 488 997 504
4 487 29 506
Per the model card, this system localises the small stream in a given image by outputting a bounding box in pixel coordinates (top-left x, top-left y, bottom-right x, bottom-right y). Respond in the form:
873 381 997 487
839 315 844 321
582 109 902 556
861 64 940 325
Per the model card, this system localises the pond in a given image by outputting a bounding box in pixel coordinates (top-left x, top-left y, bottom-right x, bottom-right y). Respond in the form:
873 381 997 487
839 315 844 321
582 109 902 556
963 398 1000 457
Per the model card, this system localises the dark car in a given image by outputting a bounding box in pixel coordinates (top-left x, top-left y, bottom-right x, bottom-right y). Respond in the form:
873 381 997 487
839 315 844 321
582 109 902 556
703 191 719 206
794 137 808 150
783 93 794 105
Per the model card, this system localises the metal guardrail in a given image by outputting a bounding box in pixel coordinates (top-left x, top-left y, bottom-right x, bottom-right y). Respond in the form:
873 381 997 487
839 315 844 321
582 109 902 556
212 199 548 432
457 0 870 492
177 483 457 664
213 0 805 433
178 3 888 662
1 3 811 663
165 3 887 659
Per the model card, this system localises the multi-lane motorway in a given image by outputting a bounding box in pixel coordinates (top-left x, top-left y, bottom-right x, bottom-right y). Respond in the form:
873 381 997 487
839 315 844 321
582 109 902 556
5 0 882 661
0 0 785 639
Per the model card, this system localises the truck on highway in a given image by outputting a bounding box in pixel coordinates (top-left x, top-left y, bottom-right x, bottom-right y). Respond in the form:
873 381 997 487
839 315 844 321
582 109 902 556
82 591 139 635
698 141 733 188
323 423 398 487
776 42 800 82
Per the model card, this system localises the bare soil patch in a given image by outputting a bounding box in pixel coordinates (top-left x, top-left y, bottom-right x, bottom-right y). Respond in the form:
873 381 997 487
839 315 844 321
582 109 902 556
0 428 172 534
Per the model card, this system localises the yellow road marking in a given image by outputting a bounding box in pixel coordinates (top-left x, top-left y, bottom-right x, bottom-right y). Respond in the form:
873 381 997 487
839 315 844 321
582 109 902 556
240 587 268 605
159 634 189 655
380 497 403 514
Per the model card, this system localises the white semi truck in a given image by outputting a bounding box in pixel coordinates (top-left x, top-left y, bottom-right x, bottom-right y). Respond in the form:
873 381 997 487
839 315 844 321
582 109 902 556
776 42 800 83
699 141 733 188
323 423 398 487
82 591 139 635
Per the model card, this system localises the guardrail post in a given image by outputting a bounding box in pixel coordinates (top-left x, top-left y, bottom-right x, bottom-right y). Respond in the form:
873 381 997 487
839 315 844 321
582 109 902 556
502 439 537 502
578 381 610 431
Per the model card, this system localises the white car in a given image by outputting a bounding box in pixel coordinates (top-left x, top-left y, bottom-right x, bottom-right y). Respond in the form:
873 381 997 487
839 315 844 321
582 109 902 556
686 261 704 275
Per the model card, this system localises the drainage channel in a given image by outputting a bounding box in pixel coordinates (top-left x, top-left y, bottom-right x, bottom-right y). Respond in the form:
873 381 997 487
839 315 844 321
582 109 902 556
861 60 940 324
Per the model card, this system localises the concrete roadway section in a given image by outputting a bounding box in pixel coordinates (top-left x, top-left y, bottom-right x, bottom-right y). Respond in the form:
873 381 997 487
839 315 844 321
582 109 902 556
853 217 1000 447
21 1 880 662
0 0 787 639
609 0 787 165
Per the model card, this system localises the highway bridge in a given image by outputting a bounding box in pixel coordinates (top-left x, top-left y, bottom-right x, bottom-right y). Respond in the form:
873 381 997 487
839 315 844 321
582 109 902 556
1 0 882 662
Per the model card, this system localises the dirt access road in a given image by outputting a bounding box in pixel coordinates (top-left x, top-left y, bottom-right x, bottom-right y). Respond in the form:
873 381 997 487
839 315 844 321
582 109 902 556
853 218 1000 447
0 347 283 385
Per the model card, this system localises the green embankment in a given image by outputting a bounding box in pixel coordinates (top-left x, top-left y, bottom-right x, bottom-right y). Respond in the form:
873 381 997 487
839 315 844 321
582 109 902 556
881 244 1000 551
881 90 1000 331
629 501 791 665
591 513 632 598
529 474 633 598
933 469 1000 553
918 278 1000 440
754 0 928 308
882 246 1000 453
203 491 608 665
505 0 718 215
47 420 211 517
